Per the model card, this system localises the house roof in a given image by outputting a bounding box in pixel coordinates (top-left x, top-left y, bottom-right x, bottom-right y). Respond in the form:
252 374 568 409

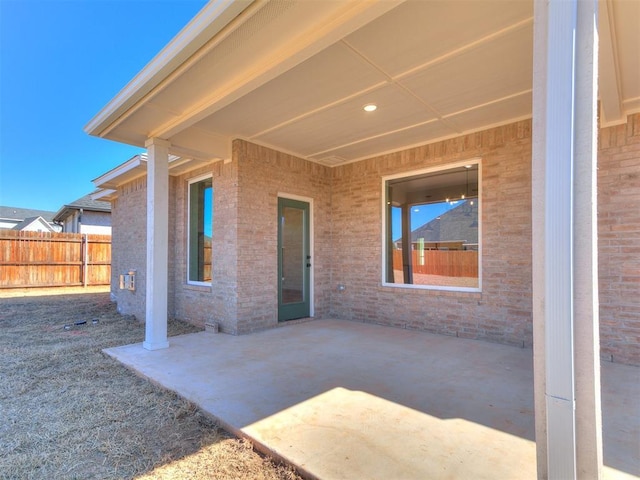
92 153 217 199
0 206 57 223
12 216 56 232
85 0 639 168
410 201 479 245
53 194 111 223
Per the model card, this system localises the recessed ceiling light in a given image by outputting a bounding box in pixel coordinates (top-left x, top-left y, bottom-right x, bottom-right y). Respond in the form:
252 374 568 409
363 104 377 112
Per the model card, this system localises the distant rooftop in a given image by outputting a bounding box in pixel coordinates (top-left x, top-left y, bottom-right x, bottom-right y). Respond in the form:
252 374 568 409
11 216 56 232
62 193 111 212
0 206 57 223
53 193 111 223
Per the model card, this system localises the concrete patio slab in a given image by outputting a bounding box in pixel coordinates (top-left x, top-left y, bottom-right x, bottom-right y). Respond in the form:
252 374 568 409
104 319 639 479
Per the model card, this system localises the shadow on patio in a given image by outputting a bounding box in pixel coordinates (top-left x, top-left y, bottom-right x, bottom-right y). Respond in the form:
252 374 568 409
105 319 639 479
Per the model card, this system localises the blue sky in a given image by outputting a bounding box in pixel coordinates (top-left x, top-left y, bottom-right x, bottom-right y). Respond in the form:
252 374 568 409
0 0 208 213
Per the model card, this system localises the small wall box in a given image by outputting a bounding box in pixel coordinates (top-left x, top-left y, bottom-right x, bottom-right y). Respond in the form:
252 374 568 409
119 271 136 291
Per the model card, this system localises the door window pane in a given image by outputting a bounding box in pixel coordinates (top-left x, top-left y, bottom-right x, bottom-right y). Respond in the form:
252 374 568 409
281 206 304 304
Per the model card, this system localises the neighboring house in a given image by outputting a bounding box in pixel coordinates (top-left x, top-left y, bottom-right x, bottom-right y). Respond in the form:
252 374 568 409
406 200 479 248
53 194 112 235
11 216 56 233
85 1 638 476
0 206 60 232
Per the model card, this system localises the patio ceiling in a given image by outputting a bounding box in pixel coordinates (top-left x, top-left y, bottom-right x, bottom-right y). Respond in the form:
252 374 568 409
86 0 639 167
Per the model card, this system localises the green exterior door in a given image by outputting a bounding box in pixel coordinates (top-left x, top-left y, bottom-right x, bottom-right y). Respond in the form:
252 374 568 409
278 198 310 321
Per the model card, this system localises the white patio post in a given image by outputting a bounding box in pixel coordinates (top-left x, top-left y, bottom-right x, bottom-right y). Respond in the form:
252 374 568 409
143 137 170 351
532 0 602 478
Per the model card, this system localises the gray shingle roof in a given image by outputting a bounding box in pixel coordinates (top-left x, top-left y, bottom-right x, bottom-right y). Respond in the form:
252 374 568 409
64 194 111 212
0 206 57 222
411 200 479 244
52 193 112 223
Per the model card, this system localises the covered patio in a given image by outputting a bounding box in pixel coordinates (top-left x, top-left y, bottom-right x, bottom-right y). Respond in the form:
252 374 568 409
87 0 640 477
105 319 639 479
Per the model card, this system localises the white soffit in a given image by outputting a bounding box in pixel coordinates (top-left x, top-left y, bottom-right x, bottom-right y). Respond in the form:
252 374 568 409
398 25 533 117
88 0 638 167
315 120 455 163
598 0 640 126
615 1 640 113
85 0 255 137
446 92 532 133
194 42 389 138
254 83 437 157
192 0 537 164
141 0 404 138
343 0 533 77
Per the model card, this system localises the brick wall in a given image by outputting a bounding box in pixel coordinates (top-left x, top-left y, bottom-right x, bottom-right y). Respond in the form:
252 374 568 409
158 139 332 334
110 176 147 320
171 160 239 333
330 120 534 347
106 114 639 365
234 140 332 333
598 113 640 365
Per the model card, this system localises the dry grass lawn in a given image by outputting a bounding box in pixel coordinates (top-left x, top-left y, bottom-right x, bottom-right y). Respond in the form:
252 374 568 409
0 289 301 480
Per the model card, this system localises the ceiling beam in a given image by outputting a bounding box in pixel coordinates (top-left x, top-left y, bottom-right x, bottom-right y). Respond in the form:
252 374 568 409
169 126 232 162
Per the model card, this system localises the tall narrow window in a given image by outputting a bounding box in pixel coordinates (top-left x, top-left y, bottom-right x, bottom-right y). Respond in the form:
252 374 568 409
188 176 213 284
384 162 480 291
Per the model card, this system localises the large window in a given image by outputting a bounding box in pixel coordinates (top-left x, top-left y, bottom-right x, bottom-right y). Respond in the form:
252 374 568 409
188 175 213 284
383 161 480 291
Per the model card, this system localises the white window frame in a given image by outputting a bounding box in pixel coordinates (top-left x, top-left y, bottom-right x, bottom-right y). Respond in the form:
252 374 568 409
187 173 213 286
380 158 482 293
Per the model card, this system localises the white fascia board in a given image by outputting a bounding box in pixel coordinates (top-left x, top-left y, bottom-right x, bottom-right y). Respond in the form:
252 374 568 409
93 151 207 190
91 189 118 201
52 206 72 224
92 154 146 187
84 0 254 137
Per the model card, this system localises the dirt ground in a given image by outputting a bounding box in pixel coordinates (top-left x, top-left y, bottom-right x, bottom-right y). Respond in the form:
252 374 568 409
0 288 301 480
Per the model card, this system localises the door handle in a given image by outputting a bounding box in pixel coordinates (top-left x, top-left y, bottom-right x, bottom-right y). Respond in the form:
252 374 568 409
307 263 311 267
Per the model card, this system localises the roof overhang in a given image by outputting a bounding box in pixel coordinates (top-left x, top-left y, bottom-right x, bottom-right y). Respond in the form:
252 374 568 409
85 0 256 144
86 0 640 167
92 153 219 200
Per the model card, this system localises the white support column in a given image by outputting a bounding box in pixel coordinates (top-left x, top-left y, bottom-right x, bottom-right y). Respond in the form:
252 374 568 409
532 0 602 478
143 137 170 351
573 0 603 477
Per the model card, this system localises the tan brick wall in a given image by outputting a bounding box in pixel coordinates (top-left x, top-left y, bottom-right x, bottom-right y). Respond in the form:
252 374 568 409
110 175 178 322
107 114 639 365
598 113 640 365
331 121 534 347
166 139 332 334
171 160 239 333
234 140 332 333
110 176 147 320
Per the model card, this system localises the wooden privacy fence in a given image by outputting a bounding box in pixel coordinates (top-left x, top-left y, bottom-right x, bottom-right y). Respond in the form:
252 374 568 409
393 249 478 277
0 230 111 288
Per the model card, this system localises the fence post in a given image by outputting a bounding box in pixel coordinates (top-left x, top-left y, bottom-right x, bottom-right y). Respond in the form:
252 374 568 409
83 234 88 288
